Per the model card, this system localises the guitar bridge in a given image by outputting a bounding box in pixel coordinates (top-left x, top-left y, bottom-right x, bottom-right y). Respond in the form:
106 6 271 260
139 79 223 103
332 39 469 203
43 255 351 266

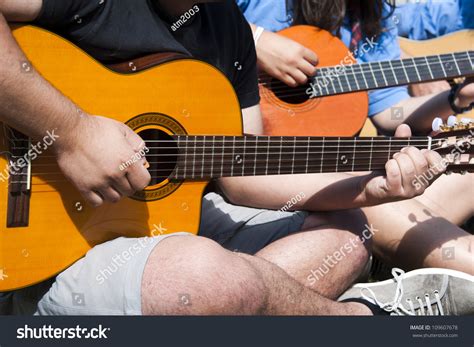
6 127 31 228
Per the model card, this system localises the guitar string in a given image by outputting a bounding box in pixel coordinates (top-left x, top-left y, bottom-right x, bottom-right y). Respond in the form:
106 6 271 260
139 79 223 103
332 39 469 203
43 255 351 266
256 57 474 91
256 63 474 98
5 139 435 157
5 143 438 164
13 157 467 185
256 54 473 86
9 146 457 178
259 59 473 87
13 159 444 183
1 142 455 164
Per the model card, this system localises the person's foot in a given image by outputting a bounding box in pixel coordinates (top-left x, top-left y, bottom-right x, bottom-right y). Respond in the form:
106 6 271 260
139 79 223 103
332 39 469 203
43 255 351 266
338 268 474 315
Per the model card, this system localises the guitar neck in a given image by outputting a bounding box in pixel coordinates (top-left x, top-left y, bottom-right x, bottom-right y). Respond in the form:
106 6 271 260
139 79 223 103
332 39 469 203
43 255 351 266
309 51 474 97
169 136 431 180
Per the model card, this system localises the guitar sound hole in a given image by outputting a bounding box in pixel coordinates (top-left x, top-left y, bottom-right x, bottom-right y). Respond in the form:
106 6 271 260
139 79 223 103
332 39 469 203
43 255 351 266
138 129 178 185
270 78 310 104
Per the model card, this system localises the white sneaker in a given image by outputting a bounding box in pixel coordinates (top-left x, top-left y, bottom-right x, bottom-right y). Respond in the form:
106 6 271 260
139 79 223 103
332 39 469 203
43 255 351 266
338 268 474 315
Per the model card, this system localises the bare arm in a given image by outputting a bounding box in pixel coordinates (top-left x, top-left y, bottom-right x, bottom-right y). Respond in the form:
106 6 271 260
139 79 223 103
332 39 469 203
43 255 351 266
0 0 42 21
248 22 318 87
372 80 474 135
0 2 150 206
218 106 444 211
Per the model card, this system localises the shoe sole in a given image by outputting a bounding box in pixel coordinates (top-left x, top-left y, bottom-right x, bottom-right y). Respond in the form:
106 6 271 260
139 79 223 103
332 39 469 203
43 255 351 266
352 268 474 290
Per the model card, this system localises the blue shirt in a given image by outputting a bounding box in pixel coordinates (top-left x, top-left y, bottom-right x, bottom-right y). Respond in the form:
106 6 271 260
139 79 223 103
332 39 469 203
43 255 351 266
236 0 410 117
394 0 473 40
235 0 292 32
460 0 474 28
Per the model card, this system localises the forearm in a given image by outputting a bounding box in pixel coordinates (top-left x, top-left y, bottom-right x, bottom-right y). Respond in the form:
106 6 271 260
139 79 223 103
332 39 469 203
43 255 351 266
0 14 81 142
218 173 376 212
372 90 454 135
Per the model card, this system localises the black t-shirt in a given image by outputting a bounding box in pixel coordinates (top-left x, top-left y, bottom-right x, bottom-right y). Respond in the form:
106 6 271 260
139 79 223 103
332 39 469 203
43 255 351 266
34 0 260 109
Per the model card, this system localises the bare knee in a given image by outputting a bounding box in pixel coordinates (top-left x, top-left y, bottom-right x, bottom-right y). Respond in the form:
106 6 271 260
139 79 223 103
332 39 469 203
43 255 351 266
141 235 266 315
303 209 373 276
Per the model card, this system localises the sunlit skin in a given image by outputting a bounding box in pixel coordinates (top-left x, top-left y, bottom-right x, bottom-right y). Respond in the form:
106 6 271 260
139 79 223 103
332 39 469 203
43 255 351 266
0 0 468 316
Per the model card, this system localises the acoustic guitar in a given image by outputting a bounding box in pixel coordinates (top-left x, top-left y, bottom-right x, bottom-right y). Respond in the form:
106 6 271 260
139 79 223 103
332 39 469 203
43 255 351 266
259 26 474 136
0 26 473 291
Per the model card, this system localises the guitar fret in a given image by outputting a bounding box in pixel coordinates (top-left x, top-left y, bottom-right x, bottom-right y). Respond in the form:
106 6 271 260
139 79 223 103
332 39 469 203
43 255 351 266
335 137 341 172
242 136 247 176
220 136 225 177
387 137 392 161
342 65 358 91
425 57 434 79
336 76 344 93
291 137 297 174
175 136 180 179
400 60 410 83
389 61 399 84
351 138 357 172
265 137 270 175
328 79 336 95
320 137 325 173
368 138 374 171
451 53 462 75
253 136 258 176
210 136 215 177
359 65 370 89
378 62 388 86
200 135 206 178
468 51 474 69
343 72 352 92
305 136 310 174
191 137 197 179
322 79 330 96
411 58 422 81
456 51 474 74
437 55 448 77
368 63 378 87
278 137 283 175
230 136 236 177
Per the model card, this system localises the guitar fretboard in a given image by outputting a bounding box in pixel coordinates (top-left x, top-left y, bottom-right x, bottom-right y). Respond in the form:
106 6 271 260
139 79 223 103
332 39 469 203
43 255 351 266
167 136 431 180
307 51 474 97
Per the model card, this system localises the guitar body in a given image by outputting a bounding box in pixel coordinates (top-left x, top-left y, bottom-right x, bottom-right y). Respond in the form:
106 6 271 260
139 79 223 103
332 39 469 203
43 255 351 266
399 30 474 56
399 29 474 119
0 26 242 291
259 25 369 136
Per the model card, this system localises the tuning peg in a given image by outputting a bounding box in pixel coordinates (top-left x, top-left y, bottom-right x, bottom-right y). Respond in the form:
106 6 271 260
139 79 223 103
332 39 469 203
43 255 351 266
460 118 473 125
432 117 443 131
447 115 457 127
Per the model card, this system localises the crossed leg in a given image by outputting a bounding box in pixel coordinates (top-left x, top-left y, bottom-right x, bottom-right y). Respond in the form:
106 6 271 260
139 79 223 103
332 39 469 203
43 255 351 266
141 235 371 315
254 209 372 299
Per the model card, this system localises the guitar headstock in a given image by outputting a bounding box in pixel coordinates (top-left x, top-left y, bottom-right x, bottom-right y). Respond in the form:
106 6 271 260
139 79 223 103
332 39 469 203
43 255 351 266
431 120 473 174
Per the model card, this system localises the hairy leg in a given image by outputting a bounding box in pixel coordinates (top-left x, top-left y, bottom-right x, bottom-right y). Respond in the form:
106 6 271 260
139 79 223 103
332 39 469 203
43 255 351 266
141 235 371 315
415 173 473 225
255 209 372 300
363 197 474 274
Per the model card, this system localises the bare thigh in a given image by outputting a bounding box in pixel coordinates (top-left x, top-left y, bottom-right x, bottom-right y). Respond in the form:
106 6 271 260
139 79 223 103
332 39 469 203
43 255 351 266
255 209 372 300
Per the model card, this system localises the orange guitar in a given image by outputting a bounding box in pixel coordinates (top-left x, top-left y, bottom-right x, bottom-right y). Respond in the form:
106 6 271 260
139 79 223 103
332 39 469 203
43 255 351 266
0 26 473 291
259 26 474 136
